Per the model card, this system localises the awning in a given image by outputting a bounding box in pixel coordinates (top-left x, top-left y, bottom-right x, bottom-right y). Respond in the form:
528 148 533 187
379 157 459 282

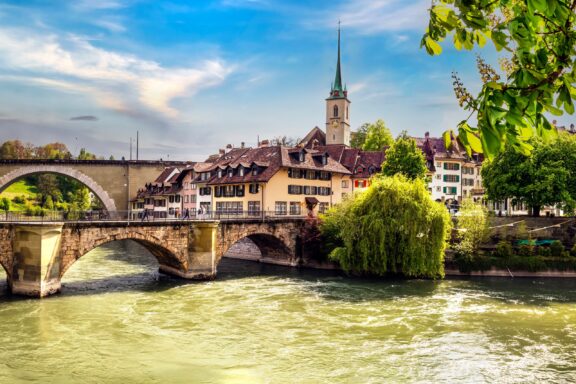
305 197 319 205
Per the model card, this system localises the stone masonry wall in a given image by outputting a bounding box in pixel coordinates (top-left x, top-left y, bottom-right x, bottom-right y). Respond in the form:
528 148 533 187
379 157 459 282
0 226 12 278
59 223 191 278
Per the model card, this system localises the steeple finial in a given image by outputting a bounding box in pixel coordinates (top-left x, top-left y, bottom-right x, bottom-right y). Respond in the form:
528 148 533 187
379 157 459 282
333 20 343 95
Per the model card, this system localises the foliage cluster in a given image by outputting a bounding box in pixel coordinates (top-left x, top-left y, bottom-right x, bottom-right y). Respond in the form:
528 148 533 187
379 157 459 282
350 120 394 150
0 140 105 160
454 199 490 262
481 133 576 215
320 175 452 278
381 132 428 180
423 0 576 158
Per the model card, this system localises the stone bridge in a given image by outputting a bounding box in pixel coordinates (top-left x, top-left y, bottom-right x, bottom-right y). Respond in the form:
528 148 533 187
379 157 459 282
0 218 307 297
0 159 191 214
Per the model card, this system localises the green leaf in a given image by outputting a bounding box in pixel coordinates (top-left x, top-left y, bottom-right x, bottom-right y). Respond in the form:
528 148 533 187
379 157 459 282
443 130 453 150
423 36 443 55
486 81 502 90
545 104 564 116
528 0 548 13
480 126 502 160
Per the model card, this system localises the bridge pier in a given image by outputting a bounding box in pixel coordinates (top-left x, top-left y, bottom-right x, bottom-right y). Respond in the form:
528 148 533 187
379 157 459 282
158 222 219 280
9 224 63 297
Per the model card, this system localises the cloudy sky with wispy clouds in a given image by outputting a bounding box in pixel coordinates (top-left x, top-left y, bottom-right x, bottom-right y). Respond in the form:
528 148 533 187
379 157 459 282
0 0 550 160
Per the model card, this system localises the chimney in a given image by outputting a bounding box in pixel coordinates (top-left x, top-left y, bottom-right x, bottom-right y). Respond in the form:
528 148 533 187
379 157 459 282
259 139 270 148
241 142 245 148
425 131 430 139
225 144 233 153
219 149 225 155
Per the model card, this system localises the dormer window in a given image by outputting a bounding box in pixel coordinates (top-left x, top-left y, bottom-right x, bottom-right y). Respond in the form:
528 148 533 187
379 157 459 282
228 168 234 177
299 151 305 162
368 166 376 175
239 166 244 177
217 169 223 178
355 167 363 174
333 105 339 118
252 165 258 176
321 154 328 165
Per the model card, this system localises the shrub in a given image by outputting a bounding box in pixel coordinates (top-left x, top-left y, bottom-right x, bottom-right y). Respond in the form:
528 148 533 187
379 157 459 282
518 244 534 257
321 174 452 278
537 246 551 257
550 241 564 257
12 195 26 204
494 241 513 259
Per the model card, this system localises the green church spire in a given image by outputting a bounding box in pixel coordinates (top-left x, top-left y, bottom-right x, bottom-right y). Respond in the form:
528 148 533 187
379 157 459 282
329 21 347 99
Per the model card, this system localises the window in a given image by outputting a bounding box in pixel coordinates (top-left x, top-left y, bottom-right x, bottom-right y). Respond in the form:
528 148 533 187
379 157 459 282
249 184 259 194
289 202 301 215
248 201 261 216
288 168 303 178
436 162 442 168
239 166 244 177
299 151 305 162
275 201 287 215
333 105 339 117
303 186 311 195
191 195 197 203
321 155 328 165
443 175 460 183
354 180 368 188
236 185 245 197
288 185 302 195
306 170 316 180
444 163 460 171
175 195 181 203
318 187 331 196
443 186 458 195
228 168 233 177
191 183 197 190
436 174 441 179
169 196 175 203
214 186 222 197
184 195 189 203
463 178 474 186
201 172 210 181
462 167 474 175
217 169 223 178
216 201 242 215
319 202 329 214
319 171 331 180
342 180 349 188
169 208 175 215
199 187 211 196
436 186 441 192
154 199 166 207
252 165 258 176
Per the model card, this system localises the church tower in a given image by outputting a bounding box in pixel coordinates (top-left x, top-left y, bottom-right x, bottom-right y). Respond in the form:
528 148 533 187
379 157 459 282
326 23 351 146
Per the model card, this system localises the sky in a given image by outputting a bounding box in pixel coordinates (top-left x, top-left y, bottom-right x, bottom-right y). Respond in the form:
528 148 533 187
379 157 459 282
0 0 570 161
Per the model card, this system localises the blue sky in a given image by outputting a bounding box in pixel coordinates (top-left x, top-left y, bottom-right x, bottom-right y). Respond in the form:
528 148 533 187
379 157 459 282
0 0 569 160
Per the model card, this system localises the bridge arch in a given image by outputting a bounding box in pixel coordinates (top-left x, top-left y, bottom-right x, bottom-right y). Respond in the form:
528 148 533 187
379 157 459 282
219 227 297 266
60 232 188 280
0 165 117 213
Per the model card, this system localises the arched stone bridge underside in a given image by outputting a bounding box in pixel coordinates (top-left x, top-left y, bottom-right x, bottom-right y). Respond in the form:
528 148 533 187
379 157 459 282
0 218 307 298
0 159 191 215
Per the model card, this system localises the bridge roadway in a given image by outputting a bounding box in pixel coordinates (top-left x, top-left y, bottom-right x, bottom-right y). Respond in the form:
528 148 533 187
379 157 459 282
0 217 307 298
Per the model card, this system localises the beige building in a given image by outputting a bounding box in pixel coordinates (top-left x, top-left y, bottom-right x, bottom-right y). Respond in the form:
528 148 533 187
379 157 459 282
197 144 351 217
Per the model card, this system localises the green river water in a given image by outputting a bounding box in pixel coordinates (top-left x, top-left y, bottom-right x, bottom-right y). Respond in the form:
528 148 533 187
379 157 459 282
1 240 575 383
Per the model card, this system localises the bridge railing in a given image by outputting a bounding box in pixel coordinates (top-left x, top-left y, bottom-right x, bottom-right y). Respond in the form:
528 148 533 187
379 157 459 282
0 210 309 223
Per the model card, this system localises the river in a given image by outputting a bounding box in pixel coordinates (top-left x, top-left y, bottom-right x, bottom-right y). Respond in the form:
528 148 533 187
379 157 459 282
0 240 575 383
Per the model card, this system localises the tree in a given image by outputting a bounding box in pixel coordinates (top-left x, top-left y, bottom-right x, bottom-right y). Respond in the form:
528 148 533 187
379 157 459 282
361 119 394 151
481 138 572 216
350 123 369 149
0 140 33 159
381 131 428 180
454 199 489 262
77 148 96 160
0 197 10 212
422 0 576 159
321 175 452 278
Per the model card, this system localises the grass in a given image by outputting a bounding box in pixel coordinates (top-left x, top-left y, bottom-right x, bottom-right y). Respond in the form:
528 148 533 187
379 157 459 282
0 179 38 211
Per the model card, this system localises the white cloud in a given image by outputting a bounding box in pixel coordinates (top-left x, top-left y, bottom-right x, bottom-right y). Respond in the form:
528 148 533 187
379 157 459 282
317 0 429 34
74 0 127 11
0 27 233 119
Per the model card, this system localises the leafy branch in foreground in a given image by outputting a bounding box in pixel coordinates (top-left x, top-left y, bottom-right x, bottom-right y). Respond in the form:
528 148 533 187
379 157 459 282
422 0 576 159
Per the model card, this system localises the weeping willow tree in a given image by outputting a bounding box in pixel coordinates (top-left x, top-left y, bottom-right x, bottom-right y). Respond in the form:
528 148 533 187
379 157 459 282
321 175 452 278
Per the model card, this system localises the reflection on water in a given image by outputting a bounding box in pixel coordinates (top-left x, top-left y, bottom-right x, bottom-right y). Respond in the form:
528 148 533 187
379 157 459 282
0 240 575 383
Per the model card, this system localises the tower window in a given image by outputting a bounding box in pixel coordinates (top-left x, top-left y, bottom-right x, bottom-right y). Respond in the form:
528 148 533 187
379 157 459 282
333 105 339 118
